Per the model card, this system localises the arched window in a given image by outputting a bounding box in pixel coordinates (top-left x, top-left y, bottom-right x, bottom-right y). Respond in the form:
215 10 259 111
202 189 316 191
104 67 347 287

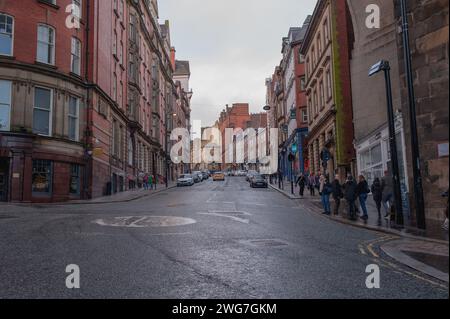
0 13 14 56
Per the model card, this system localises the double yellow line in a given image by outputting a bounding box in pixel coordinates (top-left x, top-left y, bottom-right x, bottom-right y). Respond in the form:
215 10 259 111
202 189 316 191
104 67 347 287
358 235 448 290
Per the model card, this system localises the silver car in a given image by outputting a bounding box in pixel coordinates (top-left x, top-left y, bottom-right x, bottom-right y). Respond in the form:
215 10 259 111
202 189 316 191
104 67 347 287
177 174 195 187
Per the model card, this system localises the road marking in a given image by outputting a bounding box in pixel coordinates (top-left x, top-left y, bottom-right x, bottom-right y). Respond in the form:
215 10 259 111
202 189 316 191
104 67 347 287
375 258 448 290
197 211 251 224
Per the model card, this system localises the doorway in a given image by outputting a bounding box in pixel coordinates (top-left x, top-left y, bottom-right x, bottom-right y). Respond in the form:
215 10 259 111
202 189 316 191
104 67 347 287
0 158 9 202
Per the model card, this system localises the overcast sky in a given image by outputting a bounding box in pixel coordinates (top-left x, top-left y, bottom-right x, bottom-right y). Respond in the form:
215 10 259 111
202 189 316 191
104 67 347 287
159 0 317 127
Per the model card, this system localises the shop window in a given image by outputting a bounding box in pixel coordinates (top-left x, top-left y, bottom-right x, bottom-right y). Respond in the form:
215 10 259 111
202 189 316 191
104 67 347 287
32 160 52 195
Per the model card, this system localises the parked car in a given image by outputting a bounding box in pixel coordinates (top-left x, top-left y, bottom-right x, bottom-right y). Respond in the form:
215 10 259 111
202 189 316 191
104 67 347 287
250 174 268 188
177 174 195 187
192 172 202 183
212 171 225 181
201 171 209 180
246 170 258 182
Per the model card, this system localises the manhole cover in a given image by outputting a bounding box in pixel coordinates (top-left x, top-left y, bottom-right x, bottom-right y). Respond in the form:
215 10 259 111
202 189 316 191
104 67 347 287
93 216 196 228
240 239 289 248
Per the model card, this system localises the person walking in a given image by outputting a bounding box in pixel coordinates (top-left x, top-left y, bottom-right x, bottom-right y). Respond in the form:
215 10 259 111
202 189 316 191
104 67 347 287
344 175 357 221
153 174 158 190
331 175 343 216
315 173 321 194
319 174 332 215
308 174 316 196
296 173 306 197
356 175 370 221
381 171 394 219
371 178 383 221
148 174 153 191
143 174 149 190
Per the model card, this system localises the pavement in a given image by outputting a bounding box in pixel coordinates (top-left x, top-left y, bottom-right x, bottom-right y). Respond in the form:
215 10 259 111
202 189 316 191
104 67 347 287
0 177 448 298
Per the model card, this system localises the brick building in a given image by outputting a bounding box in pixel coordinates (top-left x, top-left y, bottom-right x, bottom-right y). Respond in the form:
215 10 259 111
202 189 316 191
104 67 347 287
0 0 190 202
300 0 355 178
215 103 267 171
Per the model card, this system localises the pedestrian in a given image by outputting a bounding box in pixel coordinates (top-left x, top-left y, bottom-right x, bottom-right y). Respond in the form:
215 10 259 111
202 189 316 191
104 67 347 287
143 174 149 190
315 173 321 194
356 175 370 221
331 174 343 215
344 175 357 221
296 173 306 197
154 174 159 190
381 171 394 219
148 174 153 191
308 174 316 196
371 178 383 221
319 174 332 215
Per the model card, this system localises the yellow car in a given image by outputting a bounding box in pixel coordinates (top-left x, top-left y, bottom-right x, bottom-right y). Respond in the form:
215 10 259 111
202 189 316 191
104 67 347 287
212 172 225 181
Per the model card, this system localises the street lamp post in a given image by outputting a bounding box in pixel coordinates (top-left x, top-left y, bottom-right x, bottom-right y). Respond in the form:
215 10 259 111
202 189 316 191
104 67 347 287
369 60 404 227
399 0 426 230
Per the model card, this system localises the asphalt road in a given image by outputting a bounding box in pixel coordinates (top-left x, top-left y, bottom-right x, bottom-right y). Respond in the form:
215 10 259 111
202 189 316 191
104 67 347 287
0 177 448 299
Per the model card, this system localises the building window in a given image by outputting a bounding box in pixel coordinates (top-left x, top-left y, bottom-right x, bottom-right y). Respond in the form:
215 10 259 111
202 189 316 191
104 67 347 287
37 24 55 65
127 133 133 166
302 109 308 123
113 30 117 56
68 96 79 141
71 37 81 75
32 160 52 195
69 164 80 195
359 143 383 186
112 73 117 101
119 0 124 20
326 69 332 99
0 80 11 131
0 13 14 56
313 90 318 116
300 76 306 91
33 87 52 136
317 33 322 56
319 81 325 109
323 18 330 44
72 0 82 18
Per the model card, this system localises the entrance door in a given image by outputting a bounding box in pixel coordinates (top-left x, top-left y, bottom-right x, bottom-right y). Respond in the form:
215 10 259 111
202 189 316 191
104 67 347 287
0 159 9 202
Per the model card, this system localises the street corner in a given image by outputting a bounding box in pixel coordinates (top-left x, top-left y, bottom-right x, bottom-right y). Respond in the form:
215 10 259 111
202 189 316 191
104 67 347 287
380 238 449 284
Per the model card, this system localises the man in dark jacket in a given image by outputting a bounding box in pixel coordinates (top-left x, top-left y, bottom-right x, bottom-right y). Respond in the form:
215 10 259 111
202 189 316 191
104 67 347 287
296 173 306 197
371 178 383 220
331 174 343 215
344 175 357 221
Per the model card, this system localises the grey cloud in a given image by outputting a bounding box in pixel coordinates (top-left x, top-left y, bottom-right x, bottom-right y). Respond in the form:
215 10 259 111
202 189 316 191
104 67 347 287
159 0 317 126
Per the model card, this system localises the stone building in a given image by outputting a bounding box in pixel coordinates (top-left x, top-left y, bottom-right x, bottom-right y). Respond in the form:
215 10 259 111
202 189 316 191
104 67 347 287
347 0 410 202
394 0 449 228
300 0 355 178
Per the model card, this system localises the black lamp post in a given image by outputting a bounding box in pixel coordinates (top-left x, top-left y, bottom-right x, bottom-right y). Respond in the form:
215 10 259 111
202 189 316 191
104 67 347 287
369 60 404 227
399 0 426 229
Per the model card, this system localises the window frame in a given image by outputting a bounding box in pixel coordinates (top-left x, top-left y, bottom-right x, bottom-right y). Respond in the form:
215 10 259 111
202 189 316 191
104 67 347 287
0 13 14 56
0 80 12 132
71 37 81 75
68 95 79 141
33 86 53 137
37 24 56 65
32 159 53 196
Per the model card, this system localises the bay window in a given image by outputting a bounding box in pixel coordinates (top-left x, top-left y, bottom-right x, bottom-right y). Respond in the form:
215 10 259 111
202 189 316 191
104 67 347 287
0 80 11 131
33 87 53 136
0 13 13 56
37 24 55 65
